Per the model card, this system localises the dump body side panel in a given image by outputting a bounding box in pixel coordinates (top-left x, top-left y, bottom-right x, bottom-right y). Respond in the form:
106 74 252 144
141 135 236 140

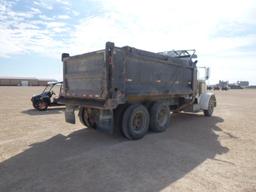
62 43 196 109
122 47 195 100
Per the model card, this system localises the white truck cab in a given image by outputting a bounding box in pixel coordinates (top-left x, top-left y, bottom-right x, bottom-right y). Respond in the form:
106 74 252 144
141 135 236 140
186 67 217 116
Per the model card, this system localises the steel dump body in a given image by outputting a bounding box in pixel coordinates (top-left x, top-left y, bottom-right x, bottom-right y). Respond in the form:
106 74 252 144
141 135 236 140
62 42 197 109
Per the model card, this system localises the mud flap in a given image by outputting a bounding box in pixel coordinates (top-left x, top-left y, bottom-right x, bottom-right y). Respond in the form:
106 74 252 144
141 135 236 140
65 105 75 124
96 110 114 134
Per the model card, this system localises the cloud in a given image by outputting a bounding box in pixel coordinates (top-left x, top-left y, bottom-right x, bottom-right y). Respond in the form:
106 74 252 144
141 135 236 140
33 0 53 10
30 7 42 14
66 0 256 83
0 0 74 57
56 0 71 6
38 14 54 21
1 0 256 57
57 15 71 20
67 0 256 52
0 0 256 83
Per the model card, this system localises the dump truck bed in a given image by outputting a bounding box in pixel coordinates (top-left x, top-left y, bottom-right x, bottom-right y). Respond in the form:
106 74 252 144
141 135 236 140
62 42 196 109
121 47 195 96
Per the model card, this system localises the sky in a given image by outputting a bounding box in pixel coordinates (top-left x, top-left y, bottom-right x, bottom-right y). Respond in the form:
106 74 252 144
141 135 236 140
0 0 256 84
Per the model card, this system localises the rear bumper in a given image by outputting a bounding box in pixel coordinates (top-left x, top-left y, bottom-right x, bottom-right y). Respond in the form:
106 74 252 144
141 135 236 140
64 104 117 135
61 97 109 125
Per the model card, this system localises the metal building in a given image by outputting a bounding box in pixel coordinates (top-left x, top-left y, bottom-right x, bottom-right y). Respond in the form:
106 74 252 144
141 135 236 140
0 77 57 86
237 81 249 88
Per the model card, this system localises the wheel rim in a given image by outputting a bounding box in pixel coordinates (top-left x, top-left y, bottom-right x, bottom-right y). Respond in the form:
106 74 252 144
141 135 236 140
38 101 46 110
157 108 168 127
131 111 145 132
208 100 214 114
34 102 39 108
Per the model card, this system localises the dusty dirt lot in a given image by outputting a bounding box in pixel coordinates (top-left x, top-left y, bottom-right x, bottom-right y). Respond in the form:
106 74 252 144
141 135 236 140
0 87 256 192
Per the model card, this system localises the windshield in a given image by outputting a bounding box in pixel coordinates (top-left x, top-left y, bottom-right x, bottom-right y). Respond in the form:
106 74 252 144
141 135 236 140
42 82 62 94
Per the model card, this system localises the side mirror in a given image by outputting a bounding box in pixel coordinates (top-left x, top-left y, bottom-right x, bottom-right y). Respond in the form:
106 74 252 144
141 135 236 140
191 54 198 59
206 68 210 80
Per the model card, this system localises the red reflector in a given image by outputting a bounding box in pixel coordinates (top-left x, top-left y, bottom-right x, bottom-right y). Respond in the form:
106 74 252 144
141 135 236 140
108 56 112 64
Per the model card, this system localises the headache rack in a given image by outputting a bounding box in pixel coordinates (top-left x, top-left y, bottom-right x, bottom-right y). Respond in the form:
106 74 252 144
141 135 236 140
158 49 197 60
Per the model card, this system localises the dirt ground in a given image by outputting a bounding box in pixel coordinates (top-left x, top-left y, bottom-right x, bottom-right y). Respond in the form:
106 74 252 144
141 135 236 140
0 87 256 192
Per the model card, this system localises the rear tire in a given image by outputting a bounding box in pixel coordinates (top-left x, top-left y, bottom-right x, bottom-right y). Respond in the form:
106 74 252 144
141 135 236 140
78 107 88 127
33 100 48 111
122 104 149 140
78 107 97 128
149 102 171 132
32 101 38 109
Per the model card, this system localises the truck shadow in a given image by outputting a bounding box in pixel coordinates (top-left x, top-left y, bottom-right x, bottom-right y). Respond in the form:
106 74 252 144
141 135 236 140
21 107 65 115
0 113 229 192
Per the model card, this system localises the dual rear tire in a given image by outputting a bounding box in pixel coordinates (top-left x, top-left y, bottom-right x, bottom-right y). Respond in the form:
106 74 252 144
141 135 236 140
149 102 171 132
78 107 97 129
79 102 171 140
121 102 171 140
122 104 150 140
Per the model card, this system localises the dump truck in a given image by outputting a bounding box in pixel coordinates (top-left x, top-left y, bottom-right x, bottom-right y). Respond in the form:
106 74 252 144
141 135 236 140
60 42 216 140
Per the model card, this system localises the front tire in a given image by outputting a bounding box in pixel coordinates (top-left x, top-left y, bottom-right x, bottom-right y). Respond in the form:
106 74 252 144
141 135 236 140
122 104 149 140
204 96 215 116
